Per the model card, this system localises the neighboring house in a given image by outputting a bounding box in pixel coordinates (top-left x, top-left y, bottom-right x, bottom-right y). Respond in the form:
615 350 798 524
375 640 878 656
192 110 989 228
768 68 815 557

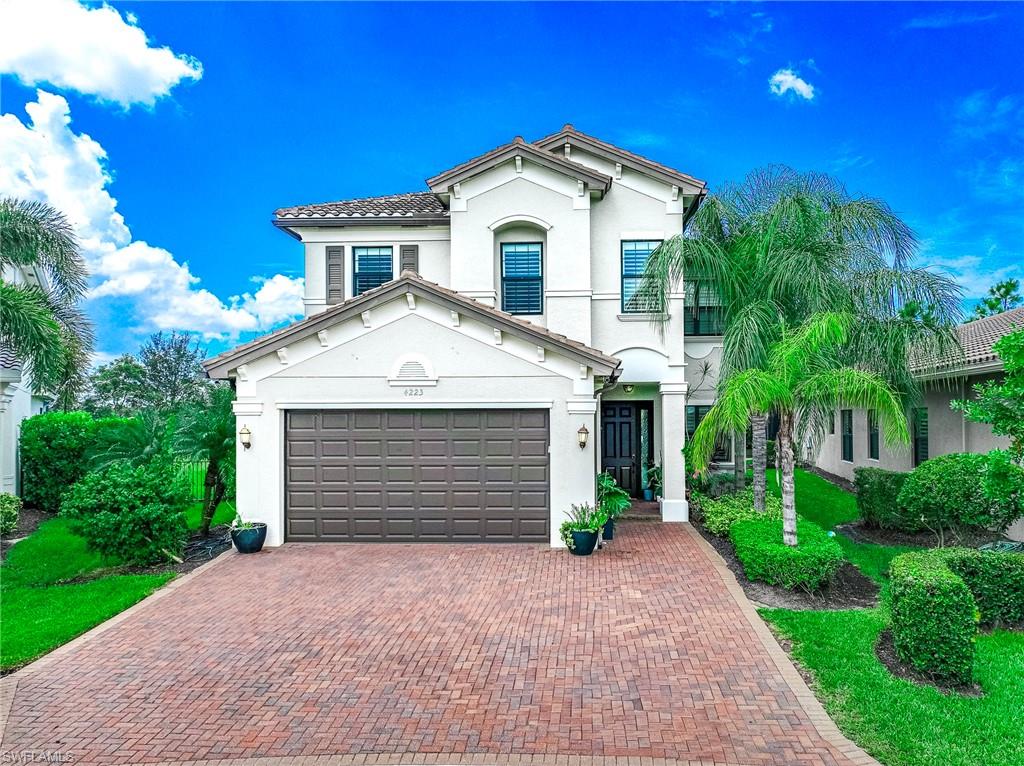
205 125 725 547
811 307 1024 541
0 264 52 495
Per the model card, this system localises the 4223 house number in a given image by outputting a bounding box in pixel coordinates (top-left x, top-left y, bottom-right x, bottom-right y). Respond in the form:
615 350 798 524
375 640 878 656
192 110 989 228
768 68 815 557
403 388 424 397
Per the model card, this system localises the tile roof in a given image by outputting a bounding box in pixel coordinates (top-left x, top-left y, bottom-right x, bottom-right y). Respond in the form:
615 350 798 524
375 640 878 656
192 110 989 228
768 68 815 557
956 307 1024 367
274 192 448 220
0 343 21 372
204 271 621 378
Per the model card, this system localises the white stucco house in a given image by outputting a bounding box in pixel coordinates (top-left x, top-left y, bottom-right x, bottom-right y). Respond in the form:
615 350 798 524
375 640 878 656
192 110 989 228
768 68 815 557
205 125 730 547
811 307 1024 541
1 264 52 495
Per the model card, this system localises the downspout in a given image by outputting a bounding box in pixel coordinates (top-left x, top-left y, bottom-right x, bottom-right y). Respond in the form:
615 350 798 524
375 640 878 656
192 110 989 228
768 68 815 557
592 363 623 476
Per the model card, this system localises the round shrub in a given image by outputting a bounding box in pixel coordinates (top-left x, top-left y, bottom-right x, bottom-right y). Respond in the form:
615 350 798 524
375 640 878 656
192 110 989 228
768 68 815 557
60 462 189 566
19 411 97 513
853 467 908 529
897 453 996 539
729 516 844 592
699 488 782 537
980 449 1024 533
0 492 21 535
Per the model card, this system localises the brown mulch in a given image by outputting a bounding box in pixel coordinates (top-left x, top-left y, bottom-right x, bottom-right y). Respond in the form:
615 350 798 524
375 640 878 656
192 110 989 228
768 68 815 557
874 629 984 697
0 506 52 561
836 520 1008 549
695 521 880 610
128 525 233 577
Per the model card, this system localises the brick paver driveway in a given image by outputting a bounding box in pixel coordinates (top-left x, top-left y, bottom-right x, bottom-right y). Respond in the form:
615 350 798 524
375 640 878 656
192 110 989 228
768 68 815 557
1 523 872 766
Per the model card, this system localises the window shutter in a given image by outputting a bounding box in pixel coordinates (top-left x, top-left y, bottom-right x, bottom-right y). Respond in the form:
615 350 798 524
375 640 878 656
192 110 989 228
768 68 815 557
326 246 344 304
400 244 419 275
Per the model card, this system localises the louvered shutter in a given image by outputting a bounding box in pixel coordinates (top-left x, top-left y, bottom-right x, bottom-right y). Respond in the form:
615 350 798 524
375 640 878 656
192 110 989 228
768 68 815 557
326 246 344 304
400 244 419 275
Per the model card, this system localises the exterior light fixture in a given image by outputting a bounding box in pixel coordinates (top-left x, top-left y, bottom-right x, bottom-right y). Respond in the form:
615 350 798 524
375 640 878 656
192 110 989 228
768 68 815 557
239 425 252 450
622 384 634 394
577 424 590 449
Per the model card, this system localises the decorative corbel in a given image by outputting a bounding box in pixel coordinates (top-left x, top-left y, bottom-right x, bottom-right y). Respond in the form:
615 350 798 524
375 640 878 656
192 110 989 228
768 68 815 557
276 348 288 365
452 182 462 199
563 142 571 159
360 310 372 328
406 293 416 310
450 310 460 327
317 330 329 347
671 185 680 202
579 364 588 379
536 346 545 362
493 328 503 345
236 365 249 382
515 156 523 174
577 180 585 197
614 162 622 180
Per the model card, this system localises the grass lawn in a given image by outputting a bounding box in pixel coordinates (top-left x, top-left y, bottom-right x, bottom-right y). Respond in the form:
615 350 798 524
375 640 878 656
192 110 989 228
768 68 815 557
758 466 1023 766
0 518 172 671
185 500 235 531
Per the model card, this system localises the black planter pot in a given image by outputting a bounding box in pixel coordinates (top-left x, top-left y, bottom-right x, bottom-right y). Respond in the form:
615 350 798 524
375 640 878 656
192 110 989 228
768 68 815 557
231 524 267 554
569 529 599 556
602 518 615 540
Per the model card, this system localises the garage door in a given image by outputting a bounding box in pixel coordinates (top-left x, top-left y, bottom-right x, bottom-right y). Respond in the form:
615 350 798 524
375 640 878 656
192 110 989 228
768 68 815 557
285 409 550 542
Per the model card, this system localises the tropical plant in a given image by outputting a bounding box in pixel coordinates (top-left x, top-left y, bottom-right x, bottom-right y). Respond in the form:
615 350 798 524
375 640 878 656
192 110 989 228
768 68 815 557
688 312 911 545
88 410 173 469
972 278 1022 319
596 472 631 519
0 493 21 535
953 329 1024 462
174 385 235 536
559 503 602 550
640 167 960 515
0 198 93 401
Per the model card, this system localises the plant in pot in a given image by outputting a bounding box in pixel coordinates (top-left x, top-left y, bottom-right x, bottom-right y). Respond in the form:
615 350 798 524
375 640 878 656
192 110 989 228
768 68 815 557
597 471 631 540
559 503 602 556
230 512 267 554
647 465 663 501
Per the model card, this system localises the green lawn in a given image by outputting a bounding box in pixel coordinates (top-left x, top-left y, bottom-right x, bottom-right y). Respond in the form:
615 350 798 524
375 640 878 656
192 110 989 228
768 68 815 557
0 518 172 671
184 500 235 531
758 467 1023 766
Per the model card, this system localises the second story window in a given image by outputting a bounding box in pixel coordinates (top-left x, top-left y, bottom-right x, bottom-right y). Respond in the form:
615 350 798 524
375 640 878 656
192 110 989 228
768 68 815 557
621 240 663 314
684 280 726 335
353 246 393 296
501 242 543 315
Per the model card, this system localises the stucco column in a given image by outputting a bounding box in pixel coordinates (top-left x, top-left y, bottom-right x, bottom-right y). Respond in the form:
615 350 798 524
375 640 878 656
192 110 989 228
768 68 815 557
232 398 281 545
659 382 689 522
554 396 599 547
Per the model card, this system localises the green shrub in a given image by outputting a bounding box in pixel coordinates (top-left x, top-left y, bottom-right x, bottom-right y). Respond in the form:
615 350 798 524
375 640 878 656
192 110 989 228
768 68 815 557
19 412 98 513
938 548 1024 627
890 551 978 684
60 462 189 566
853 467 908 528
897 453 1000 542
690 471 736 498
980 449 1024 532
0 493 21 535
730 516 844 592
699 488 782 536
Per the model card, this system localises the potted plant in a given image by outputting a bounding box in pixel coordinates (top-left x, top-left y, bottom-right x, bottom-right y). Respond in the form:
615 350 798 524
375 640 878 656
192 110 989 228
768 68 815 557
647 465 663 501
230 513 267 554
559 503 601 556
597 471 630 540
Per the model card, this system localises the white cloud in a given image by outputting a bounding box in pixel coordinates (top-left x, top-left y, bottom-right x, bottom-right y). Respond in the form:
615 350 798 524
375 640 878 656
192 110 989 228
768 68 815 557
0 0 202 107
769 68 815 101
904 12 998 30
925 254 1022 299
0 90 303 345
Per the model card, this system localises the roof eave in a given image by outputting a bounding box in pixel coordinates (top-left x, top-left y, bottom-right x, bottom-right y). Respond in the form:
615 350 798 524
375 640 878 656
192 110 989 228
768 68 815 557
273 216 450 236
426 144 611 195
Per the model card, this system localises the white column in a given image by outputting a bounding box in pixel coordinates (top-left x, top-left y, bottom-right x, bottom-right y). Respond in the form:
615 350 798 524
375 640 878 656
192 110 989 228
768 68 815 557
659 382 689 522
553 397 599 547
232 398 281 545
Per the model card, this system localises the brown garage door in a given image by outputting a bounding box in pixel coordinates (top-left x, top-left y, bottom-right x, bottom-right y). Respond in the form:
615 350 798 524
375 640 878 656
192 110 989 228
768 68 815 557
285 409 549 542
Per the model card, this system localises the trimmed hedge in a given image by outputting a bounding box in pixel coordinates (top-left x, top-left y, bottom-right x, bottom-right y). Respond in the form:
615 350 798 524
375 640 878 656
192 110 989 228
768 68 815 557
890 551 977 684
938 548 1024 627
853 467 908 529
19 412 96 513
699 488 782 537
730 516 844 592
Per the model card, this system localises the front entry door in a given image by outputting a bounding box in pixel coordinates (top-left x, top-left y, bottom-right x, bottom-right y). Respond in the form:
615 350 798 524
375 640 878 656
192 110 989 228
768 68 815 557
601 403 639 496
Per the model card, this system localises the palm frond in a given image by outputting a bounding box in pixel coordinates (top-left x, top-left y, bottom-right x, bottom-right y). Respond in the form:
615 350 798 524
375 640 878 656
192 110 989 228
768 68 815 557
0 198 88 303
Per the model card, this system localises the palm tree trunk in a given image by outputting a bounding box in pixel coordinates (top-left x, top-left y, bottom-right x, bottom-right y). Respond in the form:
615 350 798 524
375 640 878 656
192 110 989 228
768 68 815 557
777 411 798 547
751 413 768 512
733 430 747 491
201 457 220 536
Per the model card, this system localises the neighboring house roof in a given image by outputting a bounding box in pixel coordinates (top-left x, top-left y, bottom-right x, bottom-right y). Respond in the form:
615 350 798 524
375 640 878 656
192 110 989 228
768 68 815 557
425 135 612 193
204 271 622 379
275 191 449 221
957 307 1024 367
533 124 708 193
0 344 23 384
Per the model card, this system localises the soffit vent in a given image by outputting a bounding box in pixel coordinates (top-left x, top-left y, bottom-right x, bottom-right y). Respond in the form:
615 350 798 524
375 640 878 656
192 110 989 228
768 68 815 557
388 354 438 387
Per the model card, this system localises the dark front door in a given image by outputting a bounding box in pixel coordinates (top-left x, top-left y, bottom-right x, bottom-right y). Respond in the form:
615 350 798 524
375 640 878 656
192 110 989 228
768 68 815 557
601 403 640 496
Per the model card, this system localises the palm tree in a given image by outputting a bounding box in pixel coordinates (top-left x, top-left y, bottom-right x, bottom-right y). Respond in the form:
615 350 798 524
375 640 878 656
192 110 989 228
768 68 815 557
689 313 910 545
0 198 93 400
175 386 235 536
90 410 173 469
641 167 961 511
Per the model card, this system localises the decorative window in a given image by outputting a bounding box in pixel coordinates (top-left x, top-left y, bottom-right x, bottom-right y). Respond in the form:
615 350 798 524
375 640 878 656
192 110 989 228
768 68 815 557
621 240 663 313
913 408 929 466
686 405 732 462
353 246 393 295
387 354 437 387
684 280 726 335
868 409 879 460
841 409 853 462
501 242 543 315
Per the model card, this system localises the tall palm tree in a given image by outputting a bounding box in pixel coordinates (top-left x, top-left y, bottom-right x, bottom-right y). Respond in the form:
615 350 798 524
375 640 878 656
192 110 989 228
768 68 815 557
689 313 910 545
175 386 235 536
0 198 93 401
641 167 961 511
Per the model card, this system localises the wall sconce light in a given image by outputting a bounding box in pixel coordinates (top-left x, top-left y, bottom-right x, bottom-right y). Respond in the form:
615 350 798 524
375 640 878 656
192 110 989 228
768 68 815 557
577 424 590 449
239 425 252 450
622 384 634 394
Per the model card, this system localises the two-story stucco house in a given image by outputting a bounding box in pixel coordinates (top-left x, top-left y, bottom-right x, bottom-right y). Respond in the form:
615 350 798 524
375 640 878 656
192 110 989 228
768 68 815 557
205 126 727 547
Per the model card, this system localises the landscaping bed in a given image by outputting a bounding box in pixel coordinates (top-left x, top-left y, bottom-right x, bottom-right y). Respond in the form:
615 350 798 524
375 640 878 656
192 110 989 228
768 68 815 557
0 506 49 559
873 629 983 697
836 520 1007 549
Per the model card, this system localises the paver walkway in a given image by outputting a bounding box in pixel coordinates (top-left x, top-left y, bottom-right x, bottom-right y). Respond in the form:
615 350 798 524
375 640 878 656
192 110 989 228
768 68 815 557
1 523 873 765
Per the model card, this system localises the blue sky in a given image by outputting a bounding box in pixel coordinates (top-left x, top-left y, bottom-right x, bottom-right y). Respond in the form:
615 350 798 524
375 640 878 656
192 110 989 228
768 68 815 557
1 1 1022 359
